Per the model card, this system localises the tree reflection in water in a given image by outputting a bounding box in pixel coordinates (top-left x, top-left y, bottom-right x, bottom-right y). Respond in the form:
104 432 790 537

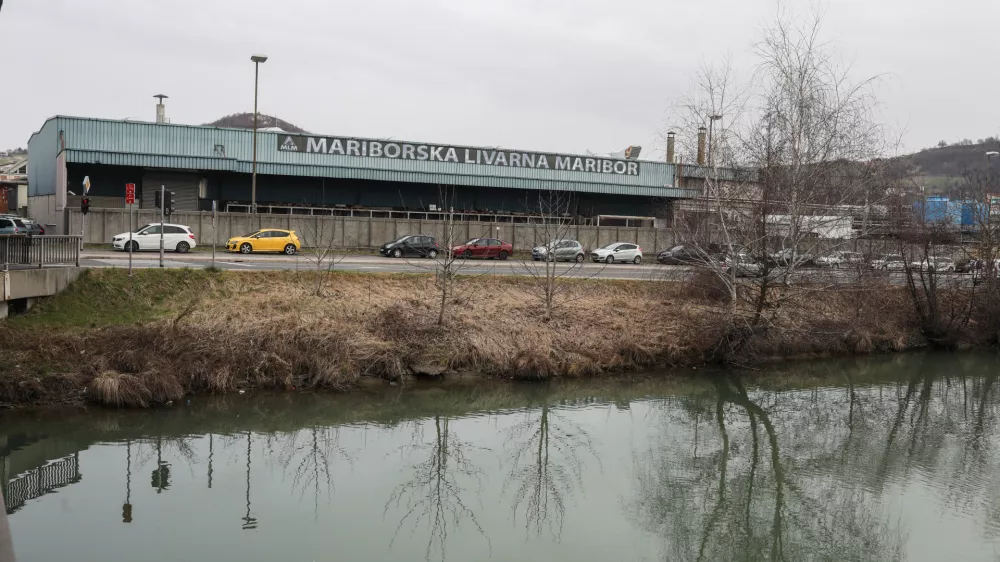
276 426 354 521
633 374 908 561
385 415 490 562
503 402 600 540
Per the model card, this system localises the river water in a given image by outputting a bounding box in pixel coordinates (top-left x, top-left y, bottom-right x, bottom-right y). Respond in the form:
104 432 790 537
4 353 1000 561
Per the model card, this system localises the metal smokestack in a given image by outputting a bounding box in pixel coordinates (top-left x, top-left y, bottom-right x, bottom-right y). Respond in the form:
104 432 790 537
666 131 676 163
154 94 169 124
696 127 707 166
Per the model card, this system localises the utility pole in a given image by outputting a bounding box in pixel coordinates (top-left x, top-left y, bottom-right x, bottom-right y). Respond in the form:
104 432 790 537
159 185 165 268
212 200 217 269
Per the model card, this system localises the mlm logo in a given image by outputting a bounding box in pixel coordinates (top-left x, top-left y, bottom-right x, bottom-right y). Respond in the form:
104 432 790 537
280 136 299 151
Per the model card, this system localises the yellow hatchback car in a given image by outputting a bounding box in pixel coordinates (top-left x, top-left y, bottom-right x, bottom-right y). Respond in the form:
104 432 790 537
226 229 301 255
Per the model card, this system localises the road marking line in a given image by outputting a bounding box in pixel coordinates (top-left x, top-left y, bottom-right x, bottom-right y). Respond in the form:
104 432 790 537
219 262 253 267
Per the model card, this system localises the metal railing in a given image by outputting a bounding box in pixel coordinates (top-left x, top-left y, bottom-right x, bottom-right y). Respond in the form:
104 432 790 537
223 202 579 224
3 454 81 515
0 235 81 268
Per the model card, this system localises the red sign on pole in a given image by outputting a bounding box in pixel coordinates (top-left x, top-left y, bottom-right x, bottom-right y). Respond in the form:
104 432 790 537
125 183 136 205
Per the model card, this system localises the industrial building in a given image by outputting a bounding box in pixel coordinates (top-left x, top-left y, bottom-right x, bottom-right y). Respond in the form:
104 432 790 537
26 110 702 234
0 157 28 214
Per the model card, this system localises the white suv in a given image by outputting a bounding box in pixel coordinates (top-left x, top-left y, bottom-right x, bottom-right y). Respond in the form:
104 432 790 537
112 223 197 253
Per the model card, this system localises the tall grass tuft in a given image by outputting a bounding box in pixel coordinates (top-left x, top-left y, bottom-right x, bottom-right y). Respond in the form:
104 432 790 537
87 371 151 408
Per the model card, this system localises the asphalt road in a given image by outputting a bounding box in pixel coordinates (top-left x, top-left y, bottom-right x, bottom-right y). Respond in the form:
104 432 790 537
78 249 672 280
77 249 980 286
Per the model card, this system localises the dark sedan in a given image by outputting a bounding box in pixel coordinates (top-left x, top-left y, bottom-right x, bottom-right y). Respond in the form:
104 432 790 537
379 235 440 258
657 245 704 265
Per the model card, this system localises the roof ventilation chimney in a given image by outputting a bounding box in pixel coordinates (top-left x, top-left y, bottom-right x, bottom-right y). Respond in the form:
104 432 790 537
666 132 675 164
154 94 169 124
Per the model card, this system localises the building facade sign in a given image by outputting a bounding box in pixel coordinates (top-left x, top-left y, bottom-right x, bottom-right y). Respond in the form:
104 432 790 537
277 135 640 176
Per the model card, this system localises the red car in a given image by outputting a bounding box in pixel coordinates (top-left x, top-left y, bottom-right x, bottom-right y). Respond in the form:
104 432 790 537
451 238 512 260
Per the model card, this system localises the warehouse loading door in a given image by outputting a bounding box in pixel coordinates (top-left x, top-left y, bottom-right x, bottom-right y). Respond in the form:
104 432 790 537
141 172 201 211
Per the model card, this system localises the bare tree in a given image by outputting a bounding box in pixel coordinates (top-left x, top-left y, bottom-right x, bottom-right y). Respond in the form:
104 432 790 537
518 191 606 322
396 184 503 326
296 216 346 297
666 8 894 361
432 185 502 326
893 167 1000 347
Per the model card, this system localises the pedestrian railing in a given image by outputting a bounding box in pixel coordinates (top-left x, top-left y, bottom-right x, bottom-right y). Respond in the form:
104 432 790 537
0 235 81 268
3 454 81 515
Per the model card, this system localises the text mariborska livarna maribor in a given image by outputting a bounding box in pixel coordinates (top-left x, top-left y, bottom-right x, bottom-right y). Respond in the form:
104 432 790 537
278 134 641 176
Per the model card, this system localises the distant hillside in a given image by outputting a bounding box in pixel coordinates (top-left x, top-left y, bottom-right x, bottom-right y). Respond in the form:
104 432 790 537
899 138 1000 177
205 113 308 133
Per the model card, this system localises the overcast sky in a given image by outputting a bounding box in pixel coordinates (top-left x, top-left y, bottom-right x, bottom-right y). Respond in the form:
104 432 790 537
4 0 999 158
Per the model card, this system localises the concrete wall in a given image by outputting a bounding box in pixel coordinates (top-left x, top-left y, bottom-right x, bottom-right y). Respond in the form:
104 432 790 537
3 267 85 300
27 195 60 232
69 209 680 253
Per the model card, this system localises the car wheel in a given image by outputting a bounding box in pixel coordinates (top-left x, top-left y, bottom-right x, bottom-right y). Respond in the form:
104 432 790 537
499 250 508 261
576 254 585 264
392 248 403 258
175 241 190 254
283 244 297 255
462 250 472 259
240 243 253 254
127 241 139 253
605 255 614 264
633 255 642 264
428 249 438 259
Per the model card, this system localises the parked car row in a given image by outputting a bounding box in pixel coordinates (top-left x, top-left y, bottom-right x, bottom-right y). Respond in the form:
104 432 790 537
0 214 45 236
376 236 648 265
111 226 307 255
99 224 998 278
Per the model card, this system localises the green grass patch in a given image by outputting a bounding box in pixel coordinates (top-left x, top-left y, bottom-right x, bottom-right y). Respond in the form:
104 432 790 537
8 268 220 329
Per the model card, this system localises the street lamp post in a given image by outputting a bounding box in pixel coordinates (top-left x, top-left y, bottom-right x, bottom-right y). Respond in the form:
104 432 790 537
250 54 268 215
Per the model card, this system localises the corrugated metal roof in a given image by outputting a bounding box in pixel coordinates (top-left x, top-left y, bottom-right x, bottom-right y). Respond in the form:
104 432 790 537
36 116 701 198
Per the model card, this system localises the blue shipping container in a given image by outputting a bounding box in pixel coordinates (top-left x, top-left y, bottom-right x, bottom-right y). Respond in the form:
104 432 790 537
959 200 986 228
923 196 948 224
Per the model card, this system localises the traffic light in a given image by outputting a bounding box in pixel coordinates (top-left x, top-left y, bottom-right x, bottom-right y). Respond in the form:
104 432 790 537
164 191 175 216
154 190 162 209
81 197 91 215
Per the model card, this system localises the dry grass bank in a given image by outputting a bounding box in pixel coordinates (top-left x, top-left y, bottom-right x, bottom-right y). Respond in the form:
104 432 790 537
0 269 923 408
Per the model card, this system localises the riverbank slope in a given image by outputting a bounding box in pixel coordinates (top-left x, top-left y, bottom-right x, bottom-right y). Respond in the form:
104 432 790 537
0 269 921 407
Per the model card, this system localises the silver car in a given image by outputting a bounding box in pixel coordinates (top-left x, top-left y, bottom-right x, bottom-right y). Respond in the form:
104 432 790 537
531 240 586 263
724 253 763 277
590 242 643 264
910 256 956 273
815 251 862 268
